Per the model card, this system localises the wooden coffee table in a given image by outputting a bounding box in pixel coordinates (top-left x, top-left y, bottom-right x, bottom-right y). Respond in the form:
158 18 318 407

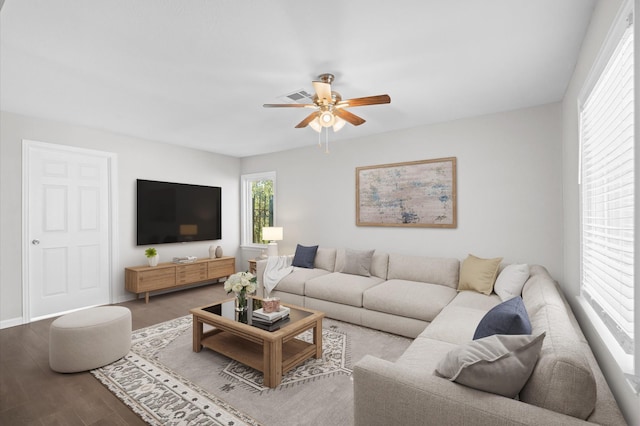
190 298 324 388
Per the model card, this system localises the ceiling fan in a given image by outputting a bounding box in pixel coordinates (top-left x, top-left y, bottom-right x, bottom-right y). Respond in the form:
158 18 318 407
263 73 391 133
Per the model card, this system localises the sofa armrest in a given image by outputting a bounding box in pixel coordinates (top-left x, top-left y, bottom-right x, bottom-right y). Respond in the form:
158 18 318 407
256 259 267 298
255 256 294 298
353 355 591 426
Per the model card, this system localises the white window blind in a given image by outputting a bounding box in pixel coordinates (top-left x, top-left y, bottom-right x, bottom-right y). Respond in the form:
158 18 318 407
579 13 634 355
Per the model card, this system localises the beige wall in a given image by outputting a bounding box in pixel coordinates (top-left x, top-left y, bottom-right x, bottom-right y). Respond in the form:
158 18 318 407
0 111 241 326
241 103 563 279
562 0 639 423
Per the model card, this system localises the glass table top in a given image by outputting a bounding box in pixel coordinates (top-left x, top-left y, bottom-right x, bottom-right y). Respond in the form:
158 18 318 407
202 298 312 332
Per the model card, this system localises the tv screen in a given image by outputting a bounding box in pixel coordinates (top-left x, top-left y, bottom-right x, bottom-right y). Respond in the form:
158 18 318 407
136 179 222 245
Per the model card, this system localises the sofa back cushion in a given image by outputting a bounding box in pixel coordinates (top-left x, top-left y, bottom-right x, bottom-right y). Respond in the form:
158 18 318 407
387 254 459 289
519 266 597 420
314 247 337 272
335 249 388 279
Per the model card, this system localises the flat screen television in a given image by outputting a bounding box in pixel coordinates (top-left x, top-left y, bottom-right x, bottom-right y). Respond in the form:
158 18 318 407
136 179 222 245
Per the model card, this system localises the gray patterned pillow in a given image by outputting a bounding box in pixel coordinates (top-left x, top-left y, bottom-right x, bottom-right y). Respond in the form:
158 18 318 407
435 332 545 398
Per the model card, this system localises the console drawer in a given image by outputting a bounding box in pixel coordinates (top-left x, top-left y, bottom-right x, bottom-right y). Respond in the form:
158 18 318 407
208 258 235 279
177 263 207 285
134 268 176 292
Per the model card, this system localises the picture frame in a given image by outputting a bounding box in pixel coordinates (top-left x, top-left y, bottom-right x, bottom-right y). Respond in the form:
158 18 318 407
356 157 457 228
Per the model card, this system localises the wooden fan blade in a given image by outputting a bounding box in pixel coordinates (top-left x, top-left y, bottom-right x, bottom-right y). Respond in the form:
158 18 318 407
334 108 366 126
263 103 315 108
337 94 391 108
295 112 319 128
312 81 332 103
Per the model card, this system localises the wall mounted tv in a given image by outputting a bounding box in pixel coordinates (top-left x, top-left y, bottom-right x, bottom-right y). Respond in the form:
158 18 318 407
136 179 222 245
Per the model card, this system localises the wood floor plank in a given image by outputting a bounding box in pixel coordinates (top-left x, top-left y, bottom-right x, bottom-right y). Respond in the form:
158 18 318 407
0 283 228 425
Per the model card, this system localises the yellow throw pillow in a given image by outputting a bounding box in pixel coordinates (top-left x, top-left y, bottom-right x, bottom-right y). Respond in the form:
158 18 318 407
458 254 503 295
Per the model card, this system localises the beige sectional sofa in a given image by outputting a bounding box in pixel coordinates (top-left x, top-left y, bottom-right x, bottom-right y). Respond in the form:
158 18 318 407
255 248 626 425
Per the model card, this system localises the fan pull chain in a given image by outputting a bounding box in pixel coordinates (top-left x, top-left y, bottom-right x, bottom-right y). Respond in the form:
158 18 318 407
325 128 330 154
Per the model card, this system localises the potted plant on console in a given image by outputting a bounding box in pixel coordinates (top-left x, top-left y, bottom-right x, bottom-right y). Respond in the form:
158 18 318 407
145 247 159 267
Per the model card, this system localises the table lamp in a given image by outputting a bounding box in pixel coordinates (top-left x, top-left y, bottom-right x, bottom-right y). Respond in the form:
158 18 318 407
262 227 283 257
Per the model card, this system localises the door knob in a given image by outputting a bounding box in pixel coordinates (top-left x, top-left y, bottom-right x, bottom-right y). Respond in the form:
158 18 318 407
32 239 40 245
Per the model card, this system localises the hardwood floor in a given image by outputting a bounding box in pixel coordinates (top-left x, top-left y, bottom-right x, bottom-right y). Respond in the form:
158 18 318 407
0 283 229 425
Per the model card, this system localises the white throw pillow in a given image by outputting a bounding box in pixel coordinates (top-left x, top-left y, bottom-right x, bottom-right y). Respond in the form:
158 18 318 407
435 332 545 398
494 264 530 301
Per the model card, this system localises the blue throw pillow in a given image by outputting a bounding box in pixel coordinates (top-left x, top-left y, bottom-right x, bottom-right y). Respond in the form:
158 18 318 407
473 296 532 340
292 244 319 269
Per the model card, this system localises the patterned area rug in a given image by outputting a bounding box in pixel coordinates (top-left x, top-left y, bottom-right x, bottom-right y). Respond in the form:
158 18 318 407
220 323 350 392
91 316 259 426
90 315 398 425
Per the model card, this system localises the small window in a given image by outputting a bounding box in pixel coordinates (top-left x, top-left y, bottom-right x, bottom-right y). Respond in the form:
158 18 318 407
241 172 276 247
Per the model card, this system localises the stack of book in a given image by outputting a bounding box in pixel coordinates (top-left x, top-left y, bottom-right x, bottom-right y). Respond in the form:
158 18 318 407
251 306 290 331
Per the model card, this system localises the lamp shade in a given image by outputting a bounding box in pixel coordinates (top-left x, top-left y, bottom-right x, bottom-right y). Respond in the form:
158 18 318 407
333 116 346 132
309 117 322 133
262 227 283 241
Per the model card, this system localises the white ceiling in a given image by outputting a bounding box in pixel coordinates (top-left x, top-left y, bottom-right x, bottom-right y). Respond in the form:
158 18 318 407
1 0 596 158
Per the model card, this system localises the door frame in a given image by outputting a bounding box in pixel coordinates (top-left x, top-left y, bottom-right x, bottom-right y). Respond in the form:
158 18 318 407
21 140 119 323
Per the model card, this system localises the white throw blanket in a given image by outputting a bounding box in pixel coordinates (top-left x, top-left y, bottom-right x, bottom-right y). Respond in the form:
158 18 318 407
263 255 293 297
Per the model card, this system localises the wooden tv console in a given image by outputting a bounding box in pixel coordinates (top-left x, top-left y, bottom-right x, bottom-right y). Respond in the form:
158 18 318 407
125 256 235 303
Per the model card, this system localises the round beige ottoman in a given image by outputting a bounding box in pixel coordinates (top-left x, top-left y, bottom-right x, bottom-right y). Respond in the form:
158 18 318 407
49 306 132 373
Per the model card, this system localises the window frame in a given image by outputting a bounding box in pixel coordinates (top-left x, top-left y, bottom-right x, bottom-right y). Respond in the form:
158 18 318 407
240 171 277 249
577 0 637 392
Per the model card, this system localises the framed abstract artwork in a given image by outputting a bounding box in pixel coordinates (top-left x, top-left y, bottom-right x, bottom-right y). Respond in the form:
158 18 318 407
356 157 457 228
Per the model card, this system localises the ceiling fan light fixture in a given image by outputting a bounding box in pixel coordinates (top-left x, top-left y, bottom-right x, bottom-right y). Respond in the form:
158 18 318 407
333 116 346 132
319 110 335 127
309 117 322 133
263 73 391 153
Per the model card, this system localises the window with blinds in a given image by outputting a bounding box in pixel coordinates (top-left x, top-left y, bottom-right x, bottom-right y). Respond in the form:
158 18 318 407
579 9 634 356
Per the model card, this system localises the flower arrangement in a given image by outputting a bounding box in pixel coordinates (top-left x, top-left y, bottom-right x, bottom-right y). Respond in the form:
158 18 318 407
224 271 257 312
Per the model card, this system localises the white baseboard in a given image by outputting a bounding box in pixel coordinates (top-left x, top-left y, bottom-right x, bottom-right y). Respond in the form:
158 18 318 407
0 317 24 330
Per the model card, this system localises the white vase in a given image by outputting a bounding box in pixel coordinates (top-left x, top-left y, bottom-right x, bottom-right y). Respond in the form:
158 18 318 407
209 245 216 259
148 254 159 267
215 246 223 258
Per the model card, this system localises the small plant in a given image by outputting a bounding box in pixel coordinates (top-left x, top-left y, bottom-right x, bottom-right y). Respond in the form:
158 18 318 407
145 247 157 258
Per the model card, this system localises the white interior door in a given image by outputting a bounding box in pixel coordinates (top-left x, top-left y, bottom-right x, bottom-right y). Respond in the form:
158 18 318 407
25 141 113 320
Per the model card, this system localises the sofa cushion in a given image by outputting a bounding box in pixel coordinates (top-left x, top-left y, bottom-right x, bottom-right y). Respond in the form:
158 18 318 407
335 249 389 279
446 290 503 311
387 254 460 289
473 296 531 340
340 248 375 276
305 272 384 307
292 244 318 268
521 265 567 315
274 268 330 296
435 332 545 398
363 279 457 322
458 254 502 295
520 268 597 420
314 247 337 272
396 337 457 373
420 306 489 345
494 264 530 301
